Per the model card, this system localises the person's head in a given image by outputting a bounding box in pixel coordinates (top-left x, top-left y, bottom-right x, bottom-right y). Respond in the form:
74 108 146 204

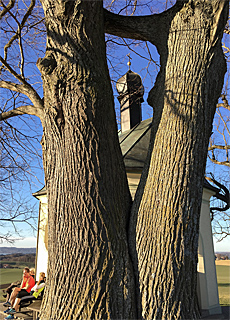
23 267 30 278
30 268 35 277
39 272 46 281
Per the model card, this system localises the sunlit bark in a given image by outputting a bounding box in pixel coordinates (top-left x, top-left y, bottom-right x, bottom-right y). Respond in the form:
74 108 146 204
38 1 136 319
129 1 228 319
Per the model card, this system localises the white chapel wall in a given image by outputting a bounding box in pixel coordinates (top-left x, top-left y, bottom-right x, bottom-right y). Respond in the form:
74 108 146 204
35 194 48 280
197 188 221 315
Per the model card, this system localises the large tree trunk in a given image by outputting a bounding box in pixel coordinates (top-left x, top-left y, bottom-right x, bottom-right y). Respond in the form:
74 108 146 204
37 1 136 319
128 1 228 319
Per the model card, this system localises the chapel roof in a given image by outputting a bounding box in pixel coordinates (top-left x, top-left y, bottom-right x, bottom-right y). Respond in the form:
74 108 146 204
32 186 46 198
118 117 152 171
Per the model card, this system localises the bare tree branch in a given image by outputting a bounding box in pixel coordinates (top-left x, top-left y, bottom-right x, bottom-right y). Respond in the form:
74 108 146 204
208 144 230 151
1 0 35 66
104 7 172 53
0 105 40 120
217 103 230 110
207 156 230 167
0 0 15 19
206 174 230 210
217 94 230 110
0 79 34 95
0 56 32 87
0 78 44 119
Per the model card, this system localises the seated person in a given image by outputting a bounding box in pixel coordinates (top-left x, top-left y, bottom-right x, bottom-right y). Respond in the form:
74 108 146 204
4 272 45 318
21 271 46 302
30 268 36 279
3 280 21 305
3 267 35 304
4 267 35 315
32 272 46 294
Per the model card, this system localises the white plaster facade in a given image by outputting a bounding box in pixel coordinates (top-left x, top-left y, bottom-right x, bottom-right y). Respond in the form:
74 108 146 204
197 188 222 316
34 191 48 280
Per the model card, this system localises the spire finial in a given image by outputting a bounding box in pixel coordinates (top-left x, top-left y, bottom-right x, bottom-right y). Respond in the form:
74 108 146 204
127 53 132 70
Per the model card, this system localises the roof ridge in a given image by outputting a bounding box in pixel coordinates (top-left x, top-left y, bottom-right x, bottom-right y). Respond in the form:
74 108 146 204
122 121 152 159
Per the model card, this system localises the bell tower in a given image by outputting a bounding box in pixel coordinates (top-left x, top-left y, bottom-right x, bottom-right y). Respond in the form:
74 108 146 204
116 60 144 132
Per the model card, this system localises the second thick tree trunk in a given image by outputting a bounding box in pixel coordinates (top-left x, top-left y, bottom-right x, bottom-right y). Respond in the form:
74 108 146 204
129 1 228 319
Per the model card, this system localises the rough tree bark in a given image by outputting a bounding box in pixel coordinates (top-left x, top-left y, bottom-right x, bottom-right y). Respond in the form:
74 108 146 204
105 1 228 319
37 1 136 319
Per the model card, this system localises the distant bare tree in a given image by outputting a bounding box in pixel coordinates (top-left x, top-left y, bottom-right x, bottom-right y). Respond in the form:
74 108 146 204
0 0 45 242
205 173 230 241
205 20 230 242
0 117 43 242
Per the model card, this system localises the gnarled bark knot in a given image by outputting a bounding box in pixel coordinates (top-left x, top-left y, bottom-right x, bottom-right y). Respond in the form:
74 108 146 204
37 52 57 76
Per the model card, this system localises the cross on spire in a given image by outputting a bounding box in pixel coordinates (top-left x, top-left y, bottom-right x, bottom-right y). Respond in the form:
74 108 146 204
127 53 132 70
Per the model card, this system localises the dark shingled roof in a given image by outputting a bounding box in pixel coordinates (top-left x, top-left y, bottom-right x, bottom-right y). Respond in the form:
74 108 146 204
119 118 152 171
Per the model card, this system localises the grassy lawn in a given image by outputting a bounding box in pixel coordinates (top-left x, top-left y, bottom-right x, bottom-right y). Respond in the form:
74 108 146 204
0 268 24 286
216 261 230 306
0 268 24 302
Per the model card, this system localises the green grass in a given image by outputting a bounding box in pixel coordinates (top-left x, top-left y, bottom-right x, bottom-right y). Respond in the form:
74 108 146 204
216 265 230 306
0 268 24 302
0 268 24 286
